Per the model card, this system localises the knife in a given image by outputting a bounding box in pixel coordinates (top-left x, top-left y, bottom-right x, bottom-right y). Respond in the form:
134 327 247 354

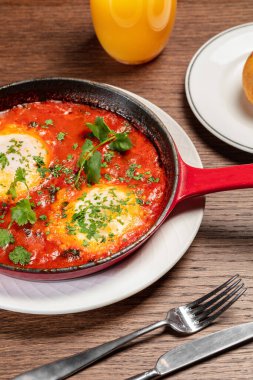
126 321 253 379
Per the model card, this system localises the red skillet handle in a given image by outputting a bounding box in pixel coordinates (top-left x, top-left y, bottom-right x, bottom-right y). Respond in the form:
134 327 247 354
176 161 253 203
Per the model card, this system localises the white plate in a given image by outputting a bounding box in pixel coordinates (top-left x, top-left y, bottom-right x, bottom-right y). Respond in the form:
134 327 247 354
185 23 253 153
0 91 204 315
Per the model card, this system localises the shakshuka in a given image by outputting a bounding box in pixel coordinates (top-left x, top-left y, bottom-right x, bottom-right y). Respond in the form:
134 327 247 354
0 101 167 269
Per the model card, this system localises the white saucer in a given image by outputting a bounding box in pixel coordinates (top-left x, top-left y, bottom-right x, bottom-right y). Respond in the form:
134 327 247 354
0 91 204 315
185 23 253 153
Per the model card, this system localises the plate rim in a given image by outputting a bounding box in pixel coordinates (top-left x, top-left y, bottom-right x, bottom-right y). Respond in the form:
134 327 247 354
185 22 253 153
0 90 205 315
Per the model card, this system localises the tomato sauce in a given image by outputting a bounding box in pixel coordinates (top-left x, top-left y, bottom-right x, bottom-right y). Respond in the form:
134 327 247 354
0 101 167 269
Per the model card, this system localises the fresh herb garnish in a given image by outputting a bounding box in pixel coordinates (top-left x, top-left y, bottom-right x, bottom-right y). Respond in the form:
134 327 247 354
72 143 78 150
104 151 114 163
9 246 31 265
67 154 73 161
75 117 132 187
50 164 63 178
45 119 54 126
87 117 132 152
57 132 67 141
86 117 111 142
39 215 47 221
109 132 132 152
148 176 160 183
7 167 29 200
29 121 39 128
0 153 9 170
37 167 49 178
85 151 102 184
33 155 45 167
104 173 112 181
11 199 37 226
126 164 141 180
0 229 14 247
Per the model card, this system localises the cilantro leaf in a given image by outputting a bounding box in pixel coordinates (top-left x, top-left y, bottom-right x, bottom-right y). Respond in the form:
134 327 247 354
7 167 29 199
15 167 27 184
77 139 94 168
75 117 132 187
0 153 9 170
84 151 102 184
11 199 37 226
9 246 31 266
0 229 14 247
75 139 95 187
7 182 17 199
109 132 132 152
86 117 111 142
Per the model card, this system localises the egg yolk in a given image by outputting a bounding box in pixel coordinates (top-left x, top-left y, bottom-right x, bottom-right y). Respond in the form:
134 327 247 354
46 184 146 257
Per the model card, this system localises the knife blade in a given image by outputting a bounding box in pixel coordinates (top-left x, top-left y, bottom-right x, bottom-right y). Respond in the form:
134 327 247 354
126 321 253 380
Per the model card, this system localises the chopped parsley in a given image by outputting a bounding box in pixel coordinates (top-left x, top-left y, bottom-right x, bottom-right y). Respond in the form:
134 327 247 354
72 143 78 150
0 153 9 170
45 119 54 126
29 121 39 128
126 164 142 179
33 156 45 167
37 167 49 178
104 173 112 181
104 151 114 163
148 176 160 183
50 164 63 178
67 154 73 161
57 132 67 141
39 215 47 221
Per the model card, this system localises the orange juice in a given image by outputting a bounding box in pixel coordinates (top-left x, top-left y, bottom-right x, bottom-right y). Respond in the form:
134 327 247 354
90 0 177 64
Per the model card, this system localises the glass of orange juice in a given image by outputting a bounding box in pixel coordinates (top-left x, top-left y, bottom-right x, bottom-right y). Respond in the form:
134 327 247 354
90 0 177 65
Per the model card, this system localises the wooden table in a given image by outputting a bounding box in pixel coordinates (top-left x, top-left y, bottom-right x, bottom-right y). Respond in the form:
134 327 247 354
0 1 253 379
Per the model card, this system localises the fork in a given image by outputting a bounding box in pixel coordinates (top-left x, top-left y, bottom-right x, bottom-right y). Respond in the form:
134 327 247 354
13 274 246 380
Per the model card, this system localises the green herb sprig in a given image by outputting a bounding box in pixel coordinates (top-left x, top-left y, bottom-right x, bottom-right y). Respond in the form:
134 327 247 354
6 168 37 228
9 246 31 266
75 117 132 187
7 167 29 200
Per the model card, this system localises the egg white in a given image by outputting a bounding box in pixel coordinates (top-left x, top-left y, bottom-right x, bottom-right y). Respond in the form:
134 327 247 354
0 126 49 200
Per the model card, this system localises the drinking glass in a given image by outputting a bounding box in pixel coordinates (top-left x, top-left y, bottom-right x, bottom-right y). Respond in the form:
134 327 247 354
90 0 177 64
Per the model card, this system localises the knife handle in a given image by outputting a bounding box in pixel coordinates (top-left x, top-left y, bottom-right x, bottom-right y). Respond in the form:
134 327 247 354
126 369 160 380
12 321 166 380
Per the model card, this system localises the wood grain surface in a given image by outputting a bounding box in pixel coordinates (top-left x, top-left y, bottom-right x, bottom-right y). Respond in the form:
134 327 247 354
0 1 253 379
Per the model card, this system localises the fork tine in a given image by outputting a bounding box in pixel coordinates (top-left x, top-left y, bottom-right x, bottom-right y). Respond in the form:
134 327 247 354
195 283 245 321
192 277 243 314
187 274 240 309
197 286 247 329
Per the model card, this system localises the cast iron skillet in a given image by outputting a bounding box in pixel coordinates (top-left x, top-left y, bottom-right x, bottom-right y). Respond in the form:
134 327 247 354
0 78 253 281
